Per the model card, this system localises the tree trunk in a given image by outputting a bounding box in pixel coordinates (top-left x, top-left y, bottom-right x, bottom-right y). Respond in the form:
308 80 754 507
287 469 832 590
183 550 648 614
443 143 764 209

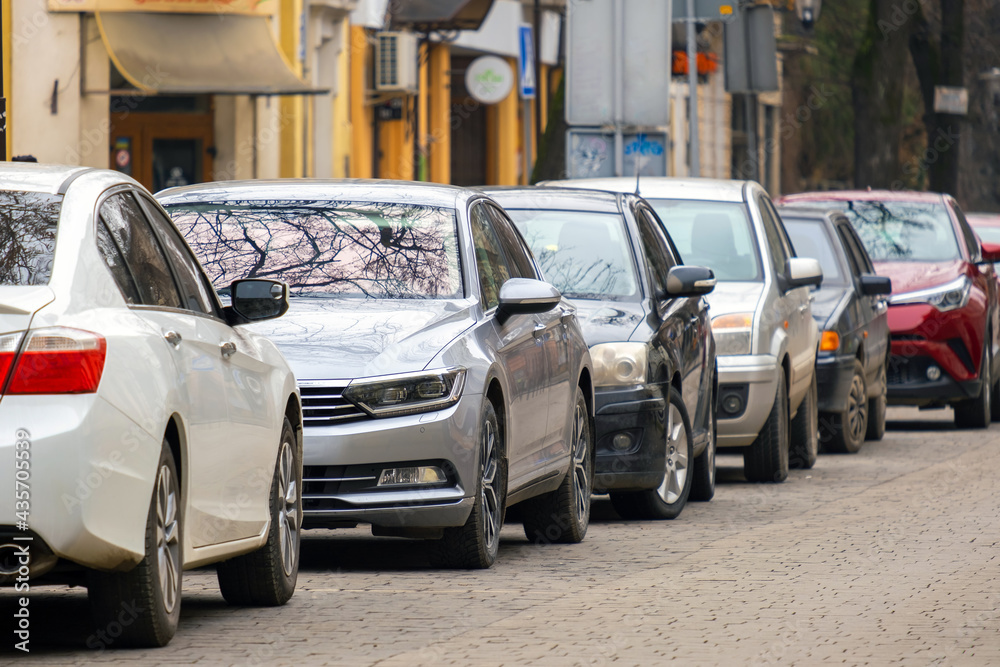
909 0 964 196
531 76 566 183
851 0 911 189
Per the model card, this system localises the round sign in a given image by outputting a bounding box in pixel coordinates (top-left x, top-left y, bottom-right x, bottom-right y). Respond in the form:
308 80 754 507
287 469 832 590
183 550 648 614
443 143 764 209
465 56 514 105
115 149 130 168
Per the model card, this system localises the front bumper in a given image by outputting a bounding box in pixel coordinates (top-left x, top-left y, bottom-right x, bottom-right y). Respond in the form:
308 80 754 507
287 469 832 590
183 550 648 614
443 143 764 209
716 354 779 448
886 303 986 406
301 392 481 529
815 353 857 414
0 395 161 575
591 385 667 492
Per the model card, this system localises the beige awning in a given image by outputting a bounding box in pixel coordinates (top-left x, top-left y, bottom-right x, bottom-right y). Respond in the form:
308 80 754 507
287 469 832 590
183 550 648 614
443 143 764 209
96 12 324 95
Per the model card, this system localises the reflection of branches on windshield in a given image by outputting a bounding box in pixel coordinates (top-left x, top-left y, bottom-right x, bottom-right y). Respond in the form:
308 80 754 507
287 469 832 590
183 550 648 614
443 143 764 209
173 200 462 299
847 201 947 261
536 249 625 297
0 192 59 285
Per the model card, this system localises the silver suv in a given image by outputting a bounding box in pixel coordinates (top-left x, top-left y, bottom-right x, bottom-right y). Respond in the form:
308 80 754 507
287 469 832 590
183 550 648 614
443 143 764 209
548 178 822 482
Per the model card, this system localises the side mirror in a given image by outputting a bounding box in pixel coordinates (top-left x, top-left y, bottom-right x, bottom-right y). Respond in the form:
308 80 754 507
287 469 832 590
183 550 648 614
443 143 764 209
785 257 823 289
859 273 892 296
226 279 290 324
496 278 561 324
666 265 716 297
981 241 1000 264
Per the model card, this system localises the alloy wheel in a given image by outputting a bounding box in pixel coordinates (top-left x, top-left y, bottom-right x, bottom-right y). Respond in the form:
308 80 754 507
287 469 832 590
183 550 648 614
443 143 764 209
571 402 591 524
656 402 690 504
480 419 500 553
277 439 299 577
848 374 868 443
155 464 180 615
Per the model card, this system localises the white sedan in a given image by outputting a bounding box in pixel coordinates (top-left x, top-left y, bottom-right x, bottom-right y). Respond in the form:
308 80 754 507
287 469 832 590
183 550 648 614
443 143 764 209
0 164 302 647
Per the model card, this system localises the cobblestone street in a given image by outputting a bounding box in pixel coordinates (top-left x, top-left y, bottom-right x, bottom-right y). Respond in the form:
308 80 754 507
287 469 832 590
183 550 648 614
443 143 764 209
6 407 1000 665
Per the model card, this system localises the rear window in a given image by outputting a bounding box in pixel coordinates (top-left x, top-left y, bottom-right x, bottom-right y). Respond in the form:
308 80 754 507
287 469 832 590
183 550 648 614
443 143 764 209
0 191 62 285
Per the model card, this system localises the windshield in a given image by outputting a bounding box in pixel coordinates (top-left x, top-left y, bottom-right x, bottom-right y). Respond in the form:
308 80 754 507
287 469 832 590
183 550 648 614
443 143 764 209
505 209 640 300
646 199 762 282
800 200 961 262
0 191 61 286
165 200 463 299
782 219 847 286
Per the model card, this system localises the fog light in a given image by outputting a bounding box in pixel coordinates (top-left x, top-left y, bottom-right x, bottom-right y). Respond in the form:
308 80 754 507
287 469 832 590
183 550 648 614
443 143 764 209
722 394 744 415
612 433 633 451
377 466 446 486
926 366 941 381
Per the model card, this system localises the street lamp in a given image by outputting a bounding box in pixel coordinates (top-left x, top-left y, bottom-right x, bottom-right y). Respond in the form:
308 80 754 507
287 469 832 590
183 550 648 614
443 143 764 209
796 0 821 29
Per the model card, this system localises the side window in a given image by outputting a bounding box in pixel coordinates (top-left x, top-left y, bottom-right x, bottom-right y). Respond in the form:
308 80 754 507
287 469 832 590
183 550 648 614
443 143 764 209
485 204 537 279
634 207 672 297
640 206 681 265
952 202 981 262
835 226 862 277
469 204 512 311
96 219 142 304
137 195 217 316
99 192 182 308
757 195 790 275
840 225 873 275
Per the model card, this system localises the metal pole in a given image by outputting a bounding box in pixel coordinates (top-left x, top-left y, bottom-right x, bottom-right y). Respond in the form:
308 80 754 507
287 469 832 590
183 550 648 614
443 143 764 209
741 6 758 183
686 0 699 177
533 0 543 155
613 0 624 176
523 99 532 184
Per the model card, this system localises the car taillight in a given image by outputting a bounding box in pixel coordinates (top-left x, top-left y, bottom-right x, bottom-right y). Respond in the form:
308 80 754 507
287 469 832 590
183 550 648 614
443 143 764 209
4 328 107 395
0 332 23 388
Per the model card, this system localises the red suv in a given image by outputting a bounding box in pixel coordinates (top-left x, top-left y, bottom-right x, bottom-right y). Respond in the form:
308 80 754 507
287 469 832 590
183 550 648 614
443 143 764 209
778 191 1000 428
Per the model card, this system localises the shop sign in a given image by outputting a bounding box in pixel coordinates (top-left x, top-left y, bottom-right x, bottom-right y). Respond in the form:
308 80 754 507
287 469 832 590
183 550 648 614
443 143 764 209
465 56 514 106
48 0 274 15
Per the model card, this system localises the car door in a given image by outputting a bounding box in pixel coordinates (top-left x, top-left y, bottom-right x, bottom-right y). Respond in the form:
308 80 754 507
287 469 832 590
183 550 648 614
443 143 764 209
469 202 549 489
758 194 812 407
485 201 572 463
136 194 276 545
97 190 239 548
836 220 890 385
953 200 999 376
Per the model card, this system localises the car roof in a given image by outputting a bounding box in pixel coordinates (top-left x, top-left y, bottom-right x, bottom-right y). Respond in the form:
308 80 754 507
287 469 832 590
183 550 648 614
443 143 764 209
968 213 1000 226
0 163 94 194
542 177 749 203
774 205 843 225
779 189 946 205
480 186 626 214
157 178 477 209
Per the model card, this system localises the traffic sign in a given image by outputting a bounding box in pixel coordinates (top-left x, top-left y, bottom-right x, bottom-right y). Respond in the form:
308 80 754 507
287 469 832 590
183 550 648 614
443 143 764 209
518 24 536 99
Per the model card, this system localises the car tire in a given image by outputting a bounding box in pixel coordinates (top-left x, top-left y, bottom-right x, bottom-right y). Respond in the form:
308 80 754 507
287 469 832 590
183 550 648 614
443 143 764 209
820 359 868 454
954 346 992 429
88 440 182 648
789 374 818 469
690 388 716 502
743 366 789 483
865 361 888 441
433 399 505 569
610 387 694 520
522 388 593 544
217 417 301 606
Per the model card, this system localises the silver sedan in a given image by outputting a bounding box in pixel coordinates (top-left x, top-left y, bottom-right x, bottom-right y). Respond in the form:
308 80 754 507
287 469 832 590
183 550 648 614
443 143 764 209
158 180 595 569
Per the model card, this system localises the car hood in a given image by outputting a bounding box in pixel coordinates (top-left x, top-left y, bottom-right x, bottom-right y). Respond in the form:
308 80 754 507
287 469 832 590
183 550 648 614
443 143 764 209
874 260 965 295
703 282 765 318
245 298 477 380
565 299 645 345
809 286 851 327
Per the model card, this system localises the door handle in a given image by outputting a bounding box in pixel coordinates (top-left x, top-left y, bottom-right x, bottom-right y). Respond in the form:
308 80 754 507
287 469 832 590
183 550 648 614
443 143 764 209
164 331 182 346
797 304 809 314
533 323 547 341
220 341 237 358
560 309 575 325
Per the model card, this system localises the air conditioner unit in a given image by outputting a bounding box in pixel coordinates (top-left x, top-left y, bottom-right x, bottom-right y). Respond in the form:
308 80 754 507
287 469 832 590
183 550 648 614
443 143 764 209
375 32 419 93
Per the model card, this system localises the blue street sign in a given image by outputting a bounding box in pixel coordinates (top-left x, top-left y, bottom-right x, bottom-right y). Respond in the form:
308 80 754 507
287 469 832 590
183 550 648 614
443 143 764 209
518 24 536 99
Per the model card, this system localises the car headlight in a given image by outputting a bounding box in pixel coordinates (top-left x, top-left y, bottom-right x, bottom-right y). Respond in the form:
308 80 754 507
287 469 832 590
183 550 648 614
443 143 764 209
343 367 466 418
590 343 647 387
711 312 753 356
889 276 971 312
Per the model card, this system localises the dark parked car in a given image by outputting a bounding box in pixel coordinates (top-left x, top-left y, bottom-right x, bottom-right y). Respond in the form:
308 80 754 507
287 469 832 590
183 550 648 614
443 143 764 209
778 191 1000 428
486 187 717 518
777 206 892 452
